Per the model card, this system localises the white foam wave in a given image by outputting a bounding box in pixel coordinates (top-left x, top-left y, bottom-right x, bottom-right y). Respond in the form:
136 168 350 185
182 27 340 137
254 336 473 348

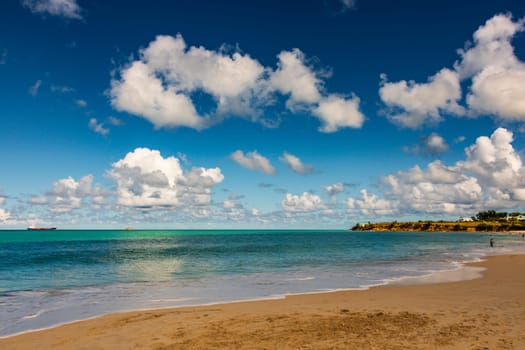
285 277 315 281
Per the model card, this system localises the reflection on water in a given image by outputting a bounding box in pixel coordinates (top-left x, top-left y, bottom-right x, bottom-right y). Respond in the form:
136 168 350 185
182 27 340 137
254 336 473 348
116 258 183 282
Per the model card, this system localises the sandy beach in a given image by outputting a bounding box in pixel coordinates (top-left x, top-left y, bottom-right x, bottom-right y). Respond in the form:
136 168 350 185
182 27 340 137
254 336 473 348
2 254 525 349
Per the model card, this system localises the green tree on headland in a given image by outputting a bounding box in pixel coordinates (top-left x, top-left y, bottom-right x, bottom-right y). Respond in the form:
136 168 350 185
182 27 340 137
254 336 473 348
475 210 507 221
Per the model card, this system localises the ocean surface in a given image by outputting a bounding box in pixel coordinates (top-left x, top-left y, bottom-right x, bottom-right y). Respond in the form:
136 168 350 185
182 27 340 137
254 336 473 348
1 229 524 337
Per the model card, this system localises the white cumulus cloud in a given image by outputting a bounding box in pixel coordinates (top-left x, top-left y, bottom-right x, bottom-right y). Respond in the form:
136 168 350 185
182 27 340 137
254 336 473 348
466 65 525 121
312 94 364 132
349 127 525 218
0 208 10 223
380 13 525 127
111 60 208 129
457 14 525 121
270 49 322 109
382 161 483 215
108 148 223 209
458 128 525 206
230 150 276 175
379 68 464 128
281 192 325 213
456 14 524 79
347 189 399 217
111 34 365 133
30 174 104 213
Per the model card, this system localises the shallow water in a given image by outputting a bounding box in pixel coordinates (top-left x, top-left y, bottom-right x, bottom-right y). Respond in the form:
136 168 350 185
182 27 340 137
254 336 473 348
1 229 524 337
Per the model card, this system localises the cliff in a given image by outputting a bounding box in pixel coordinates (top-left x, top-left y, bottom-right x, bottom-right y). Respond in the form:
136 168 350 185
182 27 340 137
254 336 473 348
350 221 525 232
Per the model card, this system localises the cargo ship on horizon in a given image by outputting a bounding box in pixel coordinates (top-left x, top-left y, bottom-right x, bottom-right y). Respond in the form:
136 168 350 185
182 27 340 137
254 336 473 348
27 227 57 231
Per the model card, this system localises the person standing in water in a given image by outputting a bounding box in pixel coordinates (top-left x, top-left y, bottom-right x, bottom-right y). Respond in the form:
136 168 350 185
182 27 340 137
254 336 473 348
490 237 494 247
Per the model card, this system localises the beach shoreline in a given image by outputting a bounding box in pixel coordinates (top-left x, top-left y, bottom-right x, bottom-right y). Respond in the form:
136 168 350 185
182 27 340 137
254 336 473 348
0 248 502 340
2 253 525 349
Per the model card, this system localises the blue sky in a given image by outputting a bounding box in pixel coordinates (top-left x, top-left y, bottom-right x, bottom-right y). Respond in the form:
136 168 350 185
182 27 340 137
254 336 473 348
1 0 525 228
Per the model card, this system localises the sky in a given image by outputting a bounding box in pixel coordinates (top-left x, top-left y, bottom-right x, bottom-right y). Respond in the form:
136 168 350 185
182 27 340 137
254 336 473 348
1 0 525 229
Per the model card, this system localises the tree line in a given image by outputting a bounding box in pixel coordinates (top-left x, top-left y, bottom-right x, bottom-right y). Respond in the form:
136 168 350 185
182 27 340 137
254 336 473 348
473 210 524 221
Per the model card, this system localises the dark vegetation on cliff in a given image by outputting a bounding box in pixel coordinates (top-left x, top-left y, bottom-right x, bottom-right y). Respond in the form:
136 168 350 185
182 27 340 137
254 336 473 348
351 211 525 232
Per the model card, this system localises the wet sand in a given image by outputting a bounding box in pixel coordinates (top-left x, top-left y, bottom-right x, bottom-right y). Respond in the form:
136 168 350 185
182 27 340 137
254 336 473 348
2 254 525 349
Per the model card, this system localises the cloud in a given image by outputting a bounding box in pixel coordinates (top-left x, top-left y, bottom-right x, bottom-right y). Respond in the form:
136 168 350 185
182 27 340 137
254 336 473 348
22 0 83 19
466 66 525 120
270 49 364 132
279 152 314 175
0 208 10 223
108 148 182 208
382 161 483 215
270 49 323 109
347 189 399 217
29 196 48 204
458 127 525 206
380 13 525 128
379 69 464 128
455 14 524 79
311 94 364 132
403 133 449 156
50 84 74 93
108 116 123 126
215 195 264 223
0 193 14 225
454 136 466 143
108 147 223 209
230 150 276 175
456 14 525 121
30 174 105 213
223 200 236 209
111 34 365 132
0 194 11 224
29 80 42 96
177 167 224 207
76 99 87 107
111 59 209 129
324 182 345 201
349 127 525 218
110 34 263 129
340 0 356 11
88 118 109 136
281 192 325 212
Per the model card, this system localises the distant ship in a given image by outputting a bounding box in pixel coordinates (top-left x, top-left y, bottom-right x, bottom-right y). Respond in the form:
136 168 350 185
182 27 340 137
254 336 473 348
27 227 57 231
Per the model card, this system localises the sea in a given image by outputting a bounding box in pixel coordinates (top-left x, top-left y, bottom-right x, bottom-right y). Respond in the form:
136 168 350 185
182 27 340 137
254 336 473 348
1 229 525 337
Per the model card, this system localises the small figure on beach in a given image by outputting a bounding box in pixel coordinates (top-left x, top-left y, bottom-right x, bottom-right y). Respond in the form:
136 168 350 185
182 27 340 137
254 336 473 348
522 233 524 240
490 237 494 248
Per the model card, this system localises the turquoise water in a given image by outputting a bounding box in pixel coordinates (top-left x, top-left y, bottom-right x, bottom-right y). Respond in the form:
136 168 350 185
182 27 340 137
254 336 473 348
1 229 524 337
